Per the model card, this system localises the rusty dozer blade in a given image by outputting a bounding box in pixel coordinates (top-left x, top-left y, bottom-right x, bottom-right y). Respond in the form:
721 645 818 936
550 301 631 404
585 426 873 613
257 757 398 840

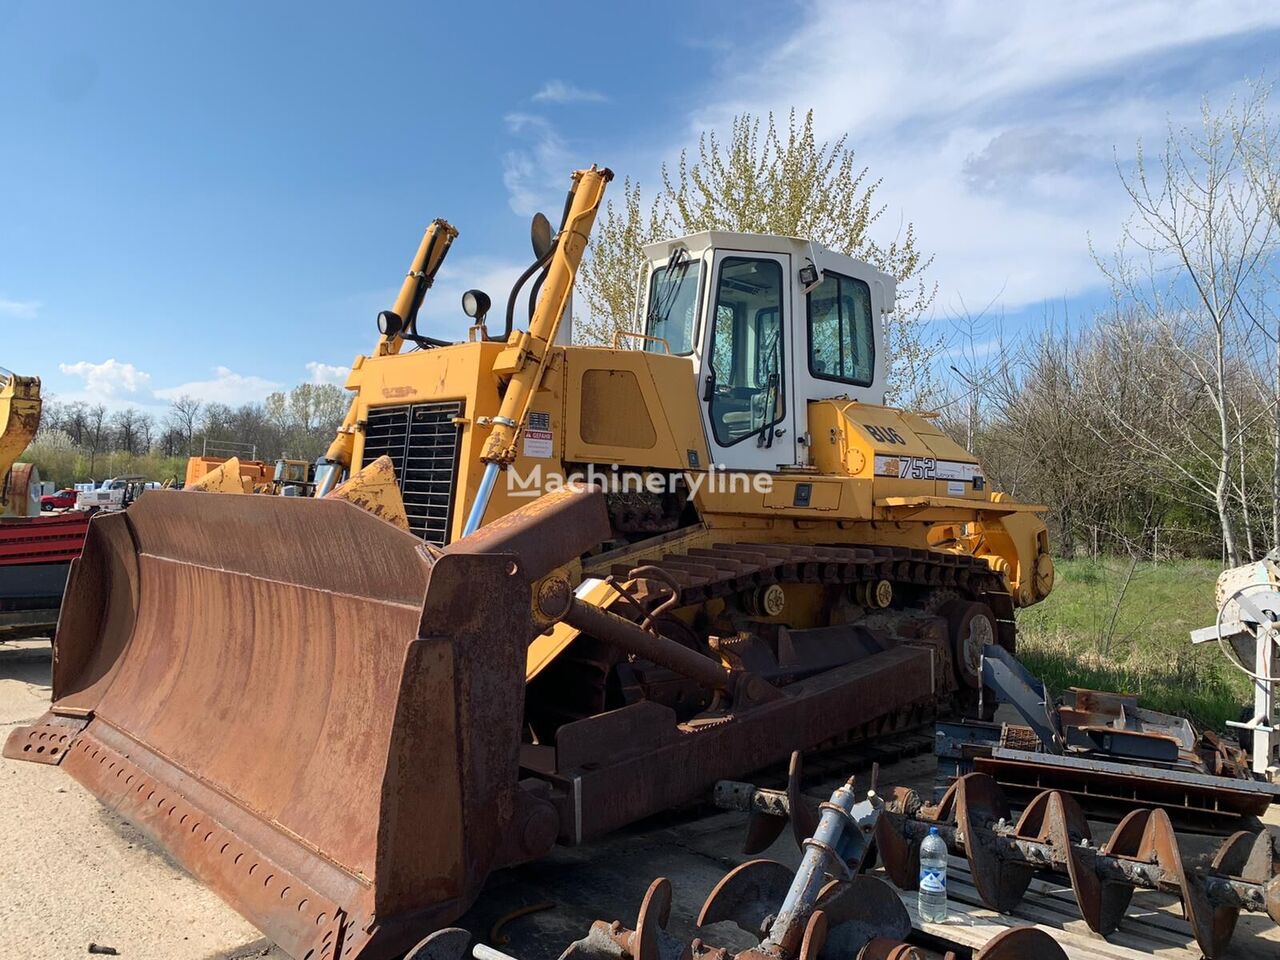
6 487 610 960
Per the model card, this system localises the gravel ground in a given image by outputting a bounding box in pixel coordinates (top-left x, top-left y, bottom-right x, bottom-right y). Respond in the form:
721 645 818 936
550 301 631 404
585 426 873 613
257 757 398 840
0 642 285 960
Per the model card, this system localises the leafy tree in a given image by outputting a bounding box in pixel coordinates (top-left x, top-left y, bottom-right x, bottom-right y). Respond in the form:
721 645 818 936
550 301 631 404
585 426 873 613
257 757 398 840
265 383 347 458
576 109 938 404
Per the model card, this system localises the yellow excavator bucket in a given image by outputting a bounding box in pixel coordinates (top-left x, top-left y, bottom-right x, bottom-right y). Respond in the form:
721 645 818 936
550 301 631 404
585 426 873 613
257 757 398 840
185 456 253 493
6 487 610 960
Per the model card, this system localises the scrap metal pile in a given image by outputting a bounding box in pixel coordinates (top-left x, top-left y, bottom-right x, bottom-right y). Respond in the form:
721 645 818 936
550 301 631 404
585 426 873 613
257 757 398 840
935 645 1280 824
412 775 1065 960
717 755 1280 959
875 774 1280 959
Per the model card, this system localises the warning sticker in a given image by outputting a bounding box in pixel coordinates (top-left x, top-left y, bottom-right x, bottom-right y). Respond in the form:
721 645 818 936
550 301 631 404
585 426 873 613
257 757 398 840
523 411 554 458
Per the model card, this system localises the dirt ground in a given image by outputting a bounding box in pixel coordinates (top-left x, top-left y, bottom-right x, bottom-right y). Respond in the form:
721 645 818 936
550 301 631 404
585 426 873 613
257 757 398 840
0 642 280 960
2 639 1278 960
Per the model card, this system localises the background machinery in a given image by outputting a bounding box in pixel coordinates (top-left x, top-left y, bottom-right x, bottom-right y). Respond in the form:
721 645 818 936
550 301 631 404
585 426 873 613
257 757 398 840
7 166 1054 959
0 366 42 518
0 366 89 638
1193 553 1280 781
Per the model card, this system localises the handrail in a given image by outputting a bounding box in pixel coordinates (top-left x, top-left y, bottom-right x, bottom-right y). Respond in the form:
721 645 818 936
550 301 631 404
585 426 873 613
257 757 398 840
611 331 671 353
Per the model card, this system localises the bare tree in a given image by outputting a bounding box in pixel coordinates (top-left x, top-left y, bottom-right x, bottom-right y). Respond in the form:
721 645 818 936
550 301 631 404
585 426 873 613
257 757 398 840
166 395 203 457
136 412 155 454
1095 90 1280 565
85 403 109 476
158 427 185 458
1239 82 1280 552
110 407 142 456
60 400 89 447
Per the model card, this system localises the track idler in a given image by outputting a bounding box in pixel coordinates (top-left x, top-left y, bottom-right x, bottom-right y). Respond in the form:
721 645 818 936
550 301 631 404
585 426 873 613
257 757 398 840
875 773 1280 959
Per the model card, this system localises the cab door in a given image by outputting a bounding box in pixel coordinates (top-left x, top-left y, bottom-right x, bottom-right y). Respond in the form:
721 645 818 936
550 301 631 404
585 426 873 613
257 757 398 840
697 251 796 471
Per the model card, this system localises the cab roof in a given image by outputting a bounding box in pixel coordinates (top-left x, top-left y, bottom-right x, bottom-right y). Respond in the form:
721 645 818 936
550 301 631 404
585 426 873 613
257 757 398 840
641 231 897 310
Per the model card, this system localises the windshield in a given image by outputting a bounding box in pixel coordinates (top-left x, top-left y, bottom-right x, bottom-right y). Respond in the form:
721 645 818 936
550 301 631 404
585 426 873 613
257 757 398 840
643 259 701 355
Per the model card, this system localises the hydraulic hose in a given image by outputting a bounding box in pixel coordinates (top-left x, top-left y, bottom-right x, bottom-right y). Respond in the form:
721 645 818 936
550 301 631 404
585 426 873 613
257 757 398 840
498 245 555 343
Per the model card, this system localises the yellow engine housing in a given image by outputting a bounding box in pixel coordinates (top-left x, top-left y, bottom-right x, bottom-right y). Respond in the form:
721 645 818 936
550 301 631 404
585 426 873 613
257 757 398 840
343 340 1053 608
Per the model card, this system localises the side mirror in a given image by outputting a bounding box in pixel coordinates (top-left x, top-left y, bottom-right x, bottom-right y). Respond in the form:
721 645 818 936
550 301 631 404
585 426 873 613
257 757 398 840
462 289 491 321
531 212 554 260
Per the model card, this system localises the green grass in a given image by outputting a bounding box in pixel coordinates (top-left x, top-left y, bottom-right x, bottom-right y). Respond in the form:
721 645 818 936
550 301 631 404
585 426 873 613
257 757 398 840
1015 558 1251 733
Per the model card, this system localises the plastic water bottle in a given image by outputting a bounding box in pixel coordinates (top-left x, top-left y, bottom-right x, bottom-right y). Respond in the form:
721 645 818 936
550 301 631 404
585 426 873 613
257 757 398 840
918 825 948 922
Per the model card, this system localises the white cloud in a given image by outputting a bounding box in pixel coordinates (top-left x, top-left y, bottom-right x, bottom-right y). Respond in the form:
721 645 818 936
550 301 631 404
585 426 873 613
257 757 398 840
502 113 575 216
960 127 1095 195
660 0 1280 313
306 361 349 386
58 359 152 397
153 366 281 404
0 297 41 320
533 80 607 104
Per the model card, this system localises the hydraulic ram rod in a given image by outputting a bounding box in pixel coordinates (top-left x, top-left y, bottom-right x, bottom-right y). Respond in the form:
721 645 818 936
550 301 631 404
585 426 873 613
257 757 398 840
463 167 611 537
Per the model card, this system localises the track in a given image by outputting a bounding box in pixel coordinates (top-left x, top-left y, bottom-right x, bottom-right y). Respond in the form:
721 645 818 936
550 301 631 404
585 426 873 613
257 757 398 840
530 539 1015 745
604 540 1015 640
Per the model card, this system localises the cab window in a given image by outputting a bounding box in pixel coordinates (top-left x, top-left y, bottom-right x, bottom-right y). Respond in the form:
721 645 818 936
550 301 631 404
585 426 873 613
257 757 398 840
643 259 701 355
707 257 785 445
806 272 874 386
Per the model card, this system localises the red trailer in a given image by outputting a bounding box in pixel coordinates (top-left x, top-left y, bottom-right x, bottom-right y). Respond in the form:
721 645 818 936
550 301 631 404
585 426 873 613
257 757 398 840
0 511 91 639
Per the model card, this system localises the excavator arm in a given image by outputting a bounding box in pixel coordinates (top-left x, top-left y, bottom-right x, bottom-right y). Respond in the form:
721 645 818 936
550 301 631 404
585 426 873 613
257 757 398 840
0 368 41 515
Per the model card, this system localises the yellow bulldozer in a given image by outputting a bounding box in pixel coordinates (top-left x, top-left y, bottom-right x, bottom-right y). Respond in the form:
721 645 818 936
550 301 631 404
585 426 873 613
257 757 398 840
6 167 1053 960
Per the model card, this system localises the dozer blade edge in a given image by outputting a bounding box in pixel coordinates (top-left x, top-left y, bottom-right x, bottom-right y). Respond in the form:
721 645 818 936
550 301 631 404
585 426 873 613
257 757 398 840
6 487 611 960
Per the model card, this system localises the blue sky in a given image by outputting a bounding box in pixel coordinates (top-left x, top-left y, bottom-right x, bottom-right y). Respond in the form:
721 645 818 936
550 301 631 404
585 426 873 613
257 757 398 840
3 1 1280 415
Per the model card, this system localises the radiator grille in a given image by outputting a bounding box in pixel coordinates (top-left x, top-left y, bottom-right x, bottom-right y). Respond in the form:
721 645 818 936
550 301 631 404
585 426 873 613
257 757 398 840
362 400 464 545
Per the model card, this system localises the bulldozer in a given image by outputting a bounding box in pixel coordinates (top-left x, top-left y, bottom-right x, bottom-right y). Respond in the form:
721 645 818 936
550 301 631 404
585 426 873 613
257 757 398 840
6 166 1054 960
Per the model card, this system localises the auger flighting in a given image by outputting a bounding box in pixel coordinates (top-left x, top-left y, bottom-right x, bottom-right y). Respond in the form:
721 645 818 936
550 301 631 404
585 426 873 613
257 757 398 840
715 754 1280 960
875 773 1280 960
408 774 1066 960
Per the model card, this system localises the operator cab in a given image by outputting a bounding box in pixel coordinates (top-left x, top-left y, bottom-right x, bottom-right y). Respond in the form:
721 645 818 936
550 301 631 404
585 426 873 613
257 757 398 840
638 232 895 472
